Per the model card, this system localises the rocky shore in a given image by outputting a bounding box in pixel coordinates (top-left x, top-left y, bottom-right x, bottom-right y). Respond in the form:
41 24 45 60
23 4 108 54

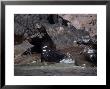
14 14 97 76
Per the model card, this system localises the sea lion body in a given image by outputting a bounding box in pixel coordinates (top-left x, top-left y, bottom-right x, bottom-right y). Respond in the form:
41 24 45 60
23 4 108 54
22 24 56 55
41 45 66 62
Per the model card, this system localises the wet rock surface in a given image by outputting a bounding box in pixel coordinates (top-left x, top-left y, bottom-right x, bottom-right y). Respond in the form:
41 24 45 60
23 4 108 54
14 14 97 76
14 65 97 76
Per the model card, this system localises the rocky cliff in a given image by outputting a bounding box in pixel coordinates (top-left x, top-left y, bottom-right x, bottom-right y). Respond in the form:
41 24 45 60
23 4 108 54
14 14 97 67
14 14 97 49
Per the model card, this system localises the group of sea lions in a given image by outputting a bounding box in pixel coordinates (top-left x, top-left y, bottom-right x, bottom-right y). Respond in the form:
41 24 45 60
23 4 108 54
15 14 97 65
21 23 97 65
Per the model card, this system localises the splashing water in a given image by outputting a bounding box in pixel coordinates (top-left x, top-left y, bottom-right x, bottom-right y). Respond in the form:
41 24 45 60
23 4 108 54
60 58 75 64
60 52 75 64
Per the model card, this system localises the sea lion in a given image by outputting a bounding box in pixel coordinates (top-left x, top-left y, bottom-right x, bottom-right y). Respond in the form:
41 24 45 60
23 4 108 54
22 23 56 55
80 46 97 65
41 44 66 62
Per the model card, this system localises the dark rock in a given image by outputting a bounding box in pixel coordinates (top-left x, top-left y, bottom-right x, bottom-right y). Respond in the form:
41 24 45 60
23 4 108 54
60 17 69 26
47 14 69 26
47 14 58 24
14 34 24 45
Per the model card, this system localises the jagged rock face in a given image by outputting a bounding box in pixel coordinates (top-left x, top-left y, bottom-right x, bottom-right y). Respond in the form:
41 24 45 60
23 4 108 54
14 14 97 66
14 14 96 49
59 14 97 37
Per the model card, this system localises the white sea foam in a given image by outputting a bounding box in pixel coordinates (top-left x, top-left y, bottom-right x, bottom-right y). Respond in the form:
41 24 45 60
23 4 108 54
60 58 75 64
